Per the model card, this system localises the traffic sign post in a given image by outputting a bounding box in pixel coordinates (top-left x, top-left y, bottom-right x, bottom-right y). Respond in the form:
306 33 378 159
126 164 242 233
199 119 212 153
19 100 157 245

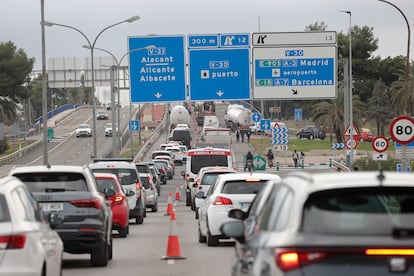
188 33 250 101
345 137 358 150
252 31 337 100
390 116 414 173
128 36 186 103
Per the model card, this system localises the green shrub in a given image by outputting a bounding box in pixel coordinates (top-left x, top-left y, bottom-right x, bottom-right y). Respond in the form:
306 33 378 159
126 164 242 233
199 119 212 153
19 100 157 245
0 139 8 154
352 157 403 171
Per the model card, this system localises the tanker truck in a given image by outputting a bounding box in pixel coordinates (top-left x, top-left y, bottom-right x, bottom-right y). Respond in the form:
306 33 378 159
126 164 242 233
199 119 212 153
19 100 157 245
169 104 190 131
225 106 253 131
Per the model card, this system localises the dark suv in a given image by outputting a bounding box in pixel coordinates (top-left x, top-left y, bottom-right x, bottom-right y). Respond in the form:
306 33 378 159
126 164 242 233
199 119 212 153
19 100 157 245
10 165 113 267
296 125 326 140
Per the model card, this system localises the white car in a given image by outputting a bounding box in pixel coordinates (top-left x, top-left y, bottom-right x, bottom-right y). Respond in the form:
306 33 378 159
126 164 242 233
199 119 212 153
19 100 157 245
0 176 64 276
138 173 159 212
175 123 190 130
76 123 92 137
197 172 281 246
104 123 118 137
165 146 185 165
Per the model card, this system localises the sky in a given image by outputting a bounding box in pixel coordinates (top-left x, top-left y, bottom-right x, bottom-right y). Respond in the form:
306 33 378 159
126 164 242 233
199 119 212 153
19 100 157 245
1 0 413 71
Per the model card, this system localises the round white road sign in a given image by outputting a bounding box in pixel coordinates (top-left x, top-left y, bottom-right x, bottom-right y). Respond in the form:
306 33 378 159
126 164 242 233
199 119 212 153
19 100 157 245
389 116 414 144
345 137 358 150
372 136 389 153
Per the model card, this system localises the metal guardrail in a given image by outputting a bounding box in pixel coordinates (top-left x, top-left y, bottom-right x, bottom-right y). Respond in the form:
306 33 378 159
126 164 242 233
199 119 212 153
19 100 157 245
331 159 351 172
0 140 42 166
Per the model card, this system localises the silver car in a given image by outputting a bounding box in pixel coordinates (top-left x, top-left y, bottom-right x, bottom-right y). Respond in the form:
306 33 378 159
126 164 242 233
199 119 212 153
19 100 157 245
139 173 158 212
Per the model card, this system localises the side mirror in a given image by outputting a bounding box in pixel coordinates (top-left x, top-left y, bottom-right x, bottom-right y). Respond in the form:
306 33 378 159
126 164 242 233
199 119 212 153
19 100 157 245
181 171 185 177
220 221 245 243
228 208 248 220
195 191 205 199
125 190 135 196
104 188 116 198
48 212 65 229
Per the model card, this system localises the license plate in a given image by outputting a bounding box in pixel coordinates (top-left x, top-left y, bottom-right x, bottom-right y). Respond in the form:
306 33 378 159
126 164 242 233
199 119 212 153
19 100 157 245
40 203 63 212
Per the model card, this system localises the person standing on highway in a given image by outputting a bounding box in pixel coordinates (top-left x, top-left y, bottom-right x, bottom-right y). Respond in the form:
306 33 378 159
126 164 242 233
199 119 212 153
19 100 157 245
240 128 245 143
246 129 251 143
292 150 300 168
236 128 240 143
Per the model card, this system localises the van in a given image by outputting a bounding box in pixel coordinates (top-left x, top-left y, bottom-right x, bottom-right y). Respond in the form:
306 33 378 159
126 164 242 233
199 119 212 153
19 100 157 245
169 128 192 149
183 147 234 206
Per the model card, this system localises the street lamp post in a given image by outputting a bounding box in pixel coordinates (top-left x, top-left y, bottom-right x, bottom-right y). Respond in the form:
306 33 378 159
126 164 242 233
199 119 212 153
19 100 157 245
86 45 156 157
43 15 140 158
377 0 411 171
40 0 48 165
339 10 354 168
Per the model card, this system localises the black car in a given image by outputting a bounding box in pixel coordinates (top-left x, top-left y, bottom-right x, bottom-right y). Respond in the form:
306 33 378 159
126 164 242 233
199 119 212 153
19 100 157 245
296 125 326 140
10 165 113 267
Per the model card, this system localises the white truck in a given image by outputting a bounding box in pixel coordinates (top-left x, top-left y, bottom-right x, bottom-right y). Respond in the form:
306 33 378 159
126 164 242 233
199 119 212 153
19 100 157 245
169 105 190 130
225 106 253 131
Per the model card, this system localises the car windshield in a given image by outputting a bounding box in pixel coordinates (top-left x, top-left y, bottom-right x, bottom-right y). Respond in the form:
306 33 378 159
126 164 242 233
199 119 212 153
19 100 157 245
91 168 137 186
78 125 89 129
13 172 88 192
221 180 267 194
95 178 118 193
302 187 414 235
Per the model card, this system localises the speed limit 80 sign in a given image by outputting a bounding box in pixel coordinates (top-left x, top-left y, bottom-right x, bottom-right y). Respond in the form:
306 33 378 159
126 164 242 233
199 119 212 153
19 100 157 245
389 116 414 144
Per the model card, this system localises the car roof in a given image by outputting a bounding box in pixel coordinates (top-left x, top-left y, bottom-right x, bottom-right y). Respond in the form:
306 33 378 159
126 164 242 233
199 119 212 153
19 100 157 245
283 171 414 197
89 161 136 169
10 165 89 174
216 172 281 182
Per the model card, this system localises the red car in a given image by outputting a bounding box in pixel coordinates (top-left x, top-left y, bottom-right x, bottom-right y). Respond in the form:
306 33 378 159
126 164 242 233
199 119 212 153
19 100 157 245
94 173 129 238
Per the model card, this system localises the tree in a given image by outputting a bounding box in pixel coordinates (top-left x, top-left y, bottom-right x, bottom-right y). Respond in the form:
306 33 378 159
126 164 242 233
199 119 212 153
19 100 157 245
0 41 33 124
311 87 367 143
390 65 414 115
367 80 394 135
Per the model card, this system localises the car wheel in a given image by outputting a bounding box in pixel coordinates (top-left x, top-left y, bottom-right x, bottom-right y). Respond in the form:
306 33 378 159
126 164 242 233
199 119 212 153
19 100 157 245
119 226 127 238
143 207 147 217
198 224 206 243
151 201 158 212
191 198 195 211
126 223 129 235
136 216 143 224
186 191 191 206
195 208 199 219
108 236 113 260
309 134 314 140
207 228 219 247
91 243 108 267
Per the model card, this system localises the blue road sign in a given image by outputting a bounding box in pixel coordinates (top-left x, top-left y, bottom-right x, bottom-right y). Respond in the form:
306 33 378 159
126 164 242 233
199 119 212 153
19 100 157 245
129 120 140 131
252 113 261 123
128 36 186 103
332 143 345 149
188 33 250 101
271 138 289 144
260 119 271 131
271 127 288 133
271 133 289 139
294 108 302 121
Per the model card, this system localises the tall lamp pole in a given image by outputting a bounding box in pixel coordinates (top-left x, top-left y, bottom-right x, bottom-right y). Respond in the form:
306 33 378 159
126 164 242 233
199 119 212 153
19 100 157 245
378 0 411 171
86 45 155 157
43 15 140 158
340 10 353 168
40 0 48 165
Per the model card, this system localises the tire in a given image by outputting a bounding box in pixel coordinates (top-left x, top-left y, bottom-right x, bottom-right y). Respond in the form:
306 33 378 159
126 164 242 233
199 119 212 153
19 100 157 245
191 198 195 211
186 191 191 206
126 224 129 235
151 201 158 212
119 226 127 238
198 225 206 243
91 243 108 267
309 134 314 140
136 216 143 224
144 207 147 218
207 229 219 247
195 208 199 219
108 236 113 260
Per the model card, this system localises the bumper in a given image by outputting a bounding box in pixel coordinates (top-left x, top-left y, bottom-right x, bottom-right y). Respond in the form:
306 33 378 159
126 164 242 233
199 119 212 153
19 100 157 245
58 228 107 254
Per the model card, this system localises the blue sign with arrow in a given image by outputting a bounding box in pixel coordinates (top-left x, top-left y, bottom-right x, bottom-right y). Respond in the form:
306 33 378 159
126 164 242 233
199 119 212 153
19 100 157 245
129 120 140 131
188 33 250 101
252 113 261 123
331 143 345 149
272 133 289 139
128 36 186 103
260 119 271 131
271 138 289 144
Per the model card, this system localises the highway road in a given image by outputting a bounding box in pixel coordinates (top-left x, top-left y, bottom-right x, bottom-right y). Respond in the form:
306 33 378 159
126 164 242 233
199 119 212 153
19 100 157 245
1 103 332 276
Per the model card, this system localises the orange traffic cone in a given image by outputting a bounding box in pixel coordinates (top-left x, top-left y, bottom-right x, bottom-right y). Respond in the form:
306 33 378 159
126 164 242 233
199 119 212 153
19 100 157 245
161 211 186 260
164 192 173 216
175 184 181 201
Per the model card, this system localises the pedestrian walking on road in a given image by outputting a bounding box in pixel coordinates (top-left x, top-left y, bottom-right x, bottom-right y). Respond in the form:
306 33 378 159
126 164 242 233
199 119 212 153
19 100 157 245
246 129 251 143
266 149 274 168
292 150 300 168
236 128 240 143
241 128 245 143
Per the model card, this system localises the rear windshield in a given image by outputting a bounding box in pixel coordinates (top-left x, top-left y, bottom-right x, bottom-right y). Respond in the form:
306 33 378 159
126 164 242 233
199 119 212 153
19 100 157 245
190 156 228 175
136 164 150 173
222 180 267 194
139 176 151 189
91 168 137 186
201 172 234 186
0 195 11 222
13 172 88 192
302 188 414 235
151 152 170 159
154 163 165 170
95 178 119 193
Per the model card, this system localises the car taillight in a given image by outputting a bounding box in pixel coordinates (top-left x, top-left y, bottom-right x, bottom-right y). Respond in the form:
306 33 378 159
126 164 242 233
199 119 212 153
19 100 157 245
136 181 141 198
185 174 190 181
275 250 328 272
70 198 102 209
213 196 233 205
148 176 154 190
112 194 125 206
0 234 26 249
